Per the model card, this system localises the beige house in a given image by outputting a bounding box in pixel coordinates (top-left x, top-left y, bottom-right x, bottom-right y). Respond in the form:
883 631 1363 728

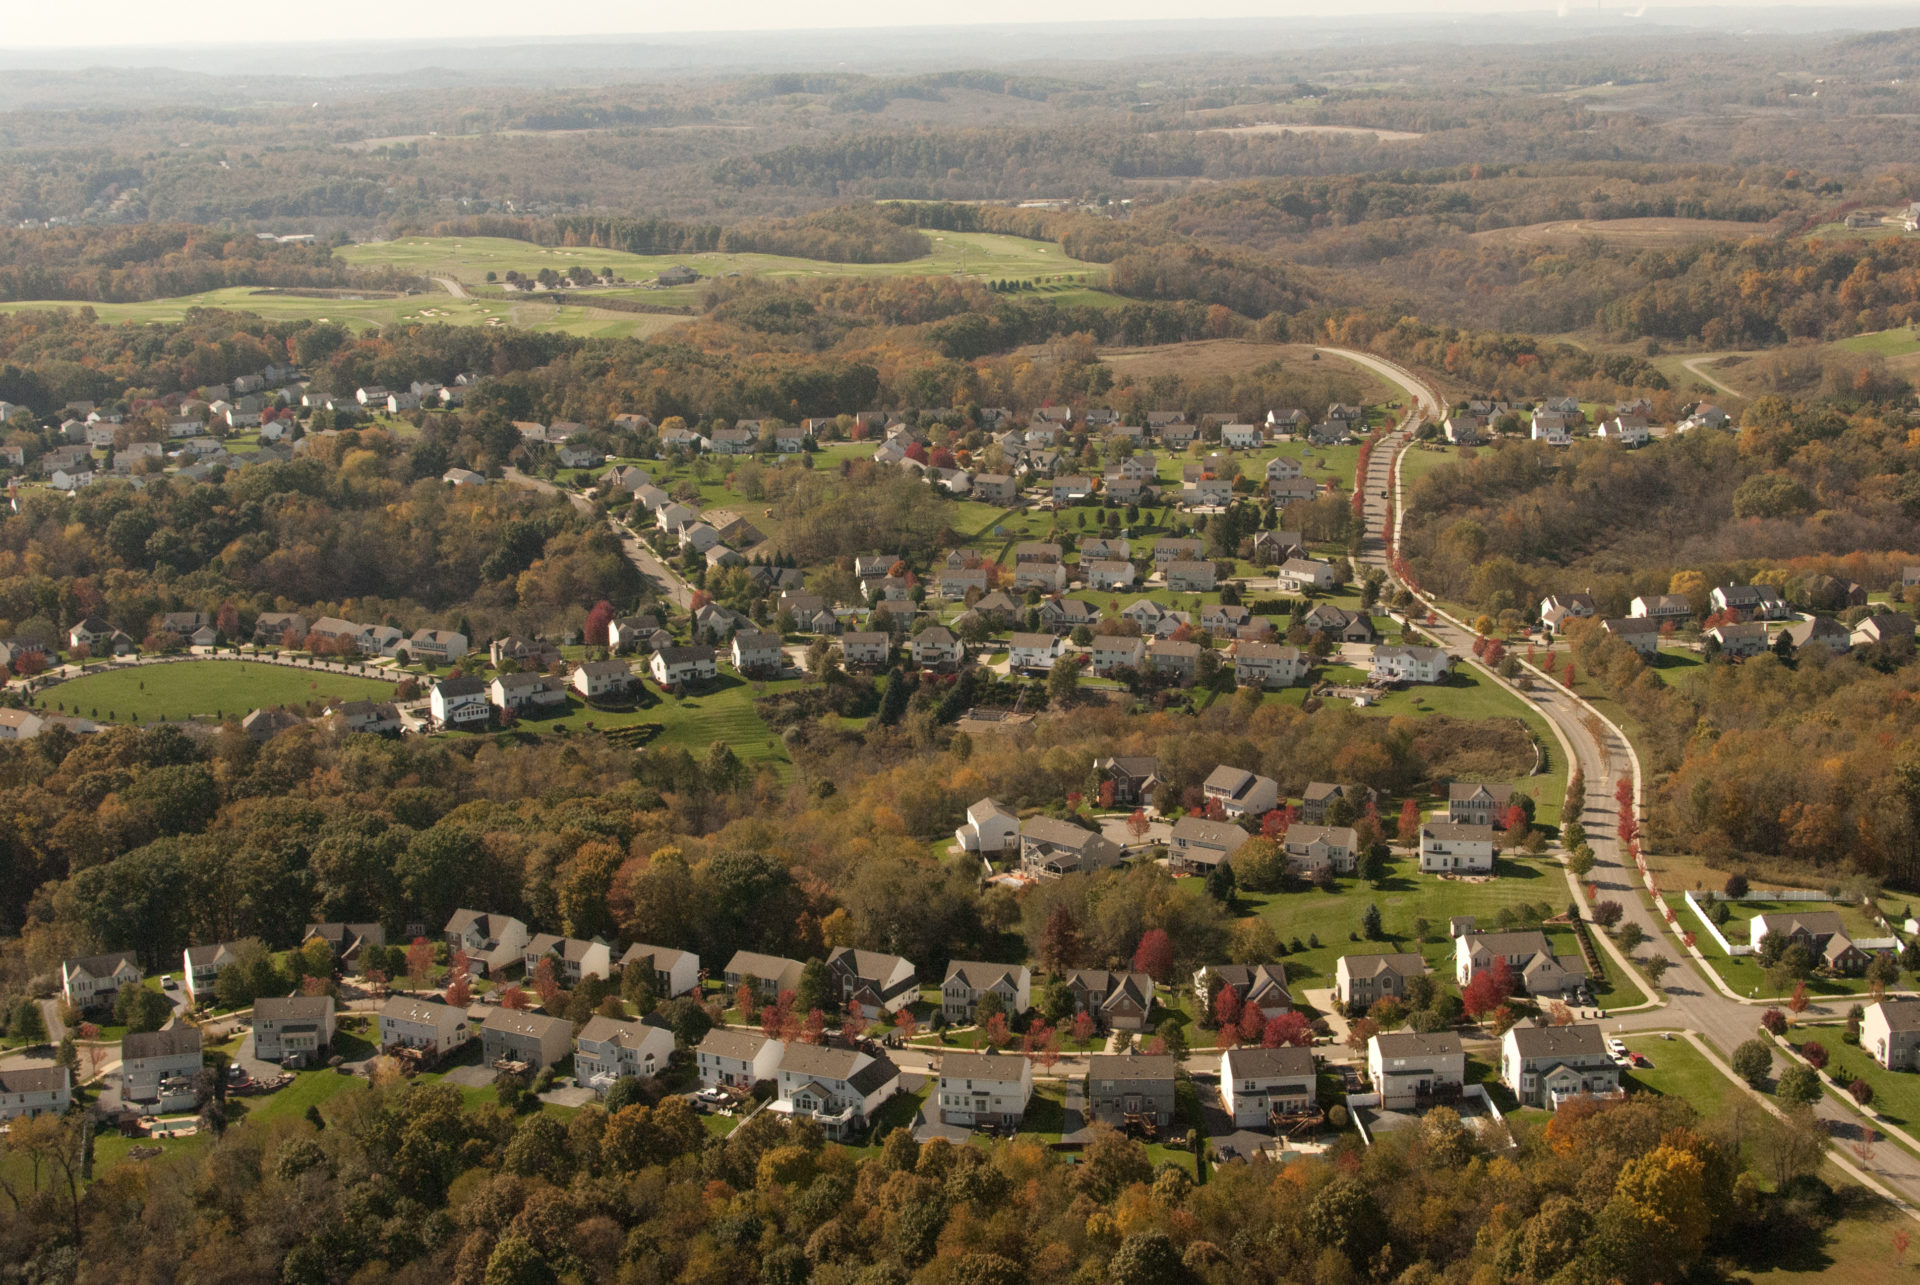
1864 998 1920 1071
938 1051 1033 1128
253 996 337 1068
481 1008 572 1072
1084 1051 1177 1128
378 995 473 1060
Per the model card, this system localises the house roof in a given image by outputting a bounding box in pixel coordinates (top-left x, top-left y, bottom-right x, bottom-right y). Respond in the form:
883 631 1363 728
698 1027 779 1062
1022 815 1117 854
1448 782 1514 805
0 1067 68 1094
122 1026 203 1060
1222 1045 1314 1079
726 951 806 987
1872 998 1920 1032
619 942 696 972
380 995 469 1031
1421 823 1495 843
778 1041 864 1081
1753 910 1844 940
1286 824 1357 851
1086 1051 1177 1079
941 1051 1027 1082
577 1015 674 1055
944 961 1028 991
1461 929 1553 957
1339 952 1425 980
1507 1023 1607 1059
64 951 138 978
1171 816 1250 849
435 677 486 697
1371 1031 1463 1059
483 1008 569 1039
256 996 336 1023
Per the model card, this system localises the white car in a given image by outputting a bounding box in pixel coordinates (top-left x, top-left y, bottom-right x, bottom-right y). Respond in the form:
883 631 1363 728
1607 1038 1628 1057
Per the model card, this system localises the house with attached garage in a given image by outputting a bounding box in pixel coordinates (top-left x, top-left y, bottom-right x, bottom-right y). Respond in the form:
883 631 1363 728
1629 593 1693 623
1368 1031 1466 1109
1709 583 1791 621
1009 632 1064 672
696 1028 785 1090
1783 615 1853 655
1080 538 1134 564
772 1042 902 1140
573 1015 675 1090
1454 929 1585 996
650 645 717 688
0 1067 71 1122
955 797 1021 855
1599 415 1649 446
571 659 634 699
938 1051 1033 1129
1276 558 1338 593
1601 616 1662 657
1013 560 1068 593
910 626 964 670
1443 416 1483 445
1284 825 1359 879
1089 634 1147 676
617 943 700 998
489 672 567 715
839 632 892 667
1066 970 1156 1032
1194 963 1291 1018
1502 1023 1622 1108
972 473 1017 503
303 922 384 965
1084 559 1138 592
121 1026 204 1109
61 951 141 1012
1335 952 1426 1012
251 611 309 646
1169 816 1250 874
523 934 613 984
730 630 784 676
1529 411 1572 445
942 962 1031 1022
724 951 806 1000
1165 560 1217 593
1234 641 1307 688
1303 603 1377 643
827 948 920 1014
1084 1051 1178 1129
1448 782 1514 828
1051 475 1094 503
408 628 468 662
1538 593 1596 634
1369 644 1452 684
183 941 243 1003
1037 596 1096 632
1020 817 1125 878
1204 766 1279 818
1265 454 1303 482
1419 823 1496 874
482 1008 572 1072
1182 476 1235 508
1094 755 1160 806
1748 909 1886 975
1863 998 1920 1070
1220 422 1264 449
1706 621 1769 658
1221 1046 1317 1126
444 909 531 977
253 995 338 1067
1853 612 1916 652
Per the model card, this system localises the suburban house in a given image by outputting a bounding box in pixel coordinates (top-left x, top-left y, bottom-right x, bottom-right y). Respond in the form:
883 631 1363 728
1284 825 1360 879
955 798 1022 855
1598 415 1649 446
1169 816 1250 873
1863 998 1920 1071
650 645 717 688
696 1028 786 1090
1303 604 1377 643
572 659 634 699
1194 963 1292 1018
1301 782 1349 825
1418 823 1497 873
1234 641 1308 688
1204 766 1280 818
1443 416 1482 445
1454 930 1585 997
1147 638 1202 681
1368 1032 1467 1109
1276 558 1338 593
1084 1051 1178 1130
0 1068 71 1122
1089 635 1147 676
839 632 892 667
253 996 338 1067
182 941 242 1003
1220 1046 1317 1127
1013 560 1068 593
429 677 491 729
617 944 701 998
61 951 141 1012
523 934 614 984
408 629 469 662
1009 632 1064 672
1629 594 1693 623
942 962 1031 1022
1221 422 1265 448
1038 597 1097 633
1065 970 1156 1032
482 1008 573 1072
1853 612 1916 651
1084 559 1138 592
120 1026 204 1108
1370 644 1452 685
1538 594 1597 633
937 1051 1033 1129
1335 953 1427 1012
1529 412 1572 445
1601 616 1662 656
1152 538 1205 567
1020 817 1125 878
252 611 309 646
909 626 964 670
723 951 807 1000
327 700 403 734
730 631 784 676
972 474 1017 503
771 1043 901 1140
302 922 384 966
490 635 562 669
1783 615 1853 655
826 947 919 1014
573 1015 676 1090
1706 621 1770 658
1709 583 1790 621
1166 560 1218 593
444 909 532 977
1502 1024 1622 1108
1094 755 1160 806
1749 910 1883 975
490 672 567 715
1448 782 1515 828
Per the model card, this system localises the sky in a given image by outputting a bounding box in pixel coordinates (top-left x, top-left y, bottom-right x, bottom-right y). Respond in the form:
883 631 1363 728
3 0 1911 49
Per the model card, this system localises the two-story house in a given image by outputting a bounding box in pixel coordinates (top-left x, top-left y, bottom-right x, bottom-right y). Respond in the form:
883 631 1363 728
490 672 568 715
120 1026 204 1109
1334 953 1426 1013
1204 766 1279 818
1084 1050 1177 1129
937 1051 1033 1129
1368 1031 1466 1109
1284 825 1359 879
444 910 532 977
649 645 717 688
429 677 491 730
573 1015 676 1090
955 797 1021 855
1020 817 1125 878
1168 816 1250 874
1146 638 1202 682
1447 783 1514 828
772 1042 902 1139
839 632 892 667
724 951 807 1001
378 995 473 1061
0 1067 71 1122
730 631 784 676
61 951 141 1013
826 947 920 1014
1065 970 1156 1032
1502 1024 1622 1108
1008 633 1063 672
1194 963 1292 1018
1453 930 1585 998
253 995 337 1068
1234 641 1307 689
1419 823 1497 874
942 962 1031 1022
617 943 700 998
1864 998 1920 1071
183 941 243 1004
696 1028 786 1090
523 935 614 985
1093 756 1159 806
572 659 635 700
1370 644 1452 685
1165 560 1217 593
482 1008 572 1072
1220 1045 1317 1127
1088 635 1146 676
909 627 964 670
1709 583 1790 622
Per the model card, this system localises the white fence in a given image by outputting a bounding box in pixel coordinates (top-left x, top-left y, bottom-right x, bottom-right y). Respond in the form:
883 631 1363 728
1699 889 1834 904
1683 890 1749 956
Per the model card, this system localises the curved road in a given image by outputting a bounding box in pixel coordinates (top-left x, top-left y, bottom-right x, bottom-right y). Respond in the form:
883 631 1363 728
501 467 695 612
1334 347 1920 1209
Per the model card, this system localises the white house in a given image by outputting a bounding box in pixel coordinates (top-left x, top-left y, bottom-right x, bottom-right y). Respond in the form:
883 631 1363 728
1234 641 1307 688
182 941 242 1003
942 961 1031 1022
429 677 492 729
1501 1024 1622 1108
617 943 701 998
1529 412 1571 445
1367 1031 1466 1110
1418 823 1496 874
938 1051 1033 1128
1369 644 1452 684
772 1043 902 1139
1089 634 1147 676
910 626 964 669
573 1015 676 1091
1601 617 1662 657
1284 825 1359 879
120 1026 204 1109
1203 766 1279 818
730 631 784 676
1863 998 1920 1071
955 798 1021 854
650 646 717 687
0 1067 71 1122
1009 632 1063 671
1276 558 1338 593
1085 560 1138 592
1629 594 1692 623
1598 415 1649 447
1220 1045 1317 1127
695 1028 786 1090
253 995 337 1068
572 659 634 699
61 951 141 1012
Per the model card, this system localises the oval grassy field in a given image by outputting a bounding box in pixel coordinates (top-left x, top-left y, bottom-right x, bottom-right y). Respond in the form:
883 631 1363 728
42 661 397 725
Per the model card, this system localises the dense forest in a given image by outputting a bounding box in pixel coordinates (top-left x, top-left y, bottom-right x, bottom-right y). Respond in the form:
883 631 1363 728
0 226 425 304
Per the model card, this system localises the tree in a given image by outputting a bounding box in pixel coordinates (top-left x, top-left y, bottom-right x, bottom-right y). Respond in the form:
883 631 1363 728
1040 904 1082 973
1132 928 1174 981
983 1012 1012 1050
12 999 46 1045
1643 955 1671 987
1801 1040 1829 1070
1732 1038 1773 1088
1761 1008 1788 1035
114 984 172 1035
1361 902 1383 941
1263 1011 1313 1048
896 1009 920 1041
1205 859 1236 904
1724 873 1749 898
1108 1232 1186 1285
842 1002 868 1042
444 949 472 1009
1345 1016 1379 1054
1126 808 1150 841
1212 984 1242 1031
1461 959 1515 1020
533 956 562 1011
1396 797 1420 846
498 984 530 1011
1617 923 1645 953
1776 1064 1822 1108
1593 900 1624 929
584 599 616 647
406 937 434 990
1071 1010 1095 1045
796 958 834 1016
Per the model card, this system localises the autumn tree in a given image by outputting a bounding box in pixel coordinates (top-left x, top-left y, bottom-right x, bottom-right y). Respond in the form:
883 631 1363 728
406 937 434 991
1132 928 1174 982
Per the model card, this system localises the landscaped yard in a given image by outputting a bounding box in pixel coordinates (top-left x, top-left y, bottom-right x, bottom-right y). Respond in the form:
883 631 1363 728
1621 1034 1742 1119
42 660 396 725
1687 899 1891 1001
1790 1033 1920 1134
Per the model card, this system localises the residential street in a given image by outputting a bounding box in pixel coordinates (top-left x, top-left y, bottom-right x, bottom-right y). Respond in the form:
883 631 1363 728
1339 347 1920 1212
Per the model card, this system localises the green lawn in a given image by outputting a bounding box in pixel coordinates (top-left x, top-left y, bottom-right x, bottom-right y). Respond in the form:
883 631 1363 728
1791 1035 1920 1133
1621 1034 1741 1118
43 660 396 724
1834 327 1920 358
647 672 795 777
1689 900 1889 1001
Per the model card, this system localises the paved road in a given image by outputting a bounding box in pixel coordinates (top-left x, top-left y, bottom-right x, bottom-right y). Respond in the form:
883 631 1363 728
433 276 471 300
499 468 696 612
1340 347 1920 1207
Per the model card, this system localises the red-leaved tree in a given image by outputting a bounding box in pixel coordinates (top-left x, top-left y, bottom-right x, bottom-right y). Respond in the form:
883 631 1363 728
1263 1011 1314 1048
1133 929 1174 982
498 984 529 1011
1072 1010 1096 1044
406 937 433 990
1397 798 1421 846
1462 958 1515 1020
896 1009 919 1041
1213 984 1242 1031
533 957 562 1011
584 600 616 647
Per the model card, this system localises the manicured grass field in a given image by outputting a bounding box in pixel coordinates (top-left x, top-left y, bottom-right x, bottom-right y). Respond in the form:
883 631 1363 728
1834 327 1920 358
647 673 796 777
1621 1033 1741 1119
1791 1035 1920 1133
44 660 396 724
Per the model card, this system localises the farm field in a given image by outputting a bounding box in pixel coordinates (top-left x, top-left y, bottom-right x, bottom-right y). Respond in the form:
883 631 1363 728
43 660 396 724
1470 216 1785 249
336 231 1106 307
1096 339 1393 395
0 288 689 340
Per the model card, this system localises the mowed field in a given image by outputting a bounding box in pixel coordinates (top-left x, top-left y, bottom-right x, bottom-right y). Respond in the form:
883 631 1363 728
337 231 1110 308
1471 217 1783 249
45 661 395 724
0 288 690 341
1096 339 1396 395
